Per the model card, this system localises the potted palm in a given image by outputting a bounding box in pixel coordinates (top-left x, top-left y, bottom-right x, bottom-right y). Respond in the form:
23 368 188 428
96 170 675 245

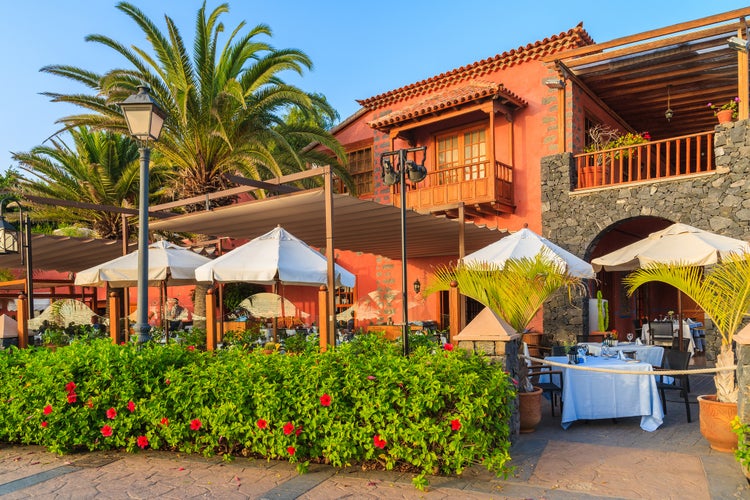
429 253 585 432
623 254 750 451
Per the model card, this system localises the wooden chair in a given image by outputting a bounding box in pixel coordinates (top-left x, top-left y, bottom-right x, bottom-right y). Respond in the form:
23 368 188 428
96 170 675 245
671 337 691 351
654 349 692 422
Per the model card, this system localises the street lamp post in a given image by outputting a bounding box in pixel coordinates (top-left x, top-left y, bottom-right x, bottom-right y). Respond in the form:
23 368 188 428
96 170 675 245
380 146 427 355
119 85 167 343
0 200 33 318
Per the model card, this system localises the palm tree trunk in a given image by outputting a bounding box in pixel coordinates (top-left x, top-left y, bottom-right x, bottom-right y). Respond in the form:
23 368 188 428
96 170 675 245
715 344 738 403
192 283 209 330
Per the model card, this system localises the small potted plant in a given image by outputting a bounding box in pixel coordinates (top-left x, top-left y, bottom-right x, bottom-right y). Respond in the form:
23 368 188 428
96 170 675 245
707 97 740 123
731 417 750 481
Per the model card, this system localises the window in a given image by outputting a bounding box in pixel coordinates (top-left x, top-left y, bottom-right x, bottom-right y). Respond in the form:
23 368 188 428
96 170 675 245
436 127 487 184
346 147 373 196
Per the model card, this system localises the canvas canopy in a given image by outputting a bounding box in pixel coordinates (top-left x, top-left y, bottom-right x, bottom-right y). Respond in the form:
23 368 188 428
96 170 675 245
74 240 212 287
462 227 595 279
591 223 750 272
194 226 355 287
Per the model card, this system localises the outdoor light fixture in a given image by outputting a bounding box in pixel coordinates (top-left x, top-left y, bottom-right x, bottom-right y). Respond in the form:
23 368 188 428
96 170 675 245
542 77 565 89
119 85 167 343
380 146 428 355
665 85 674 122
0 198 34 318
413 278 421 294
728 36 750 52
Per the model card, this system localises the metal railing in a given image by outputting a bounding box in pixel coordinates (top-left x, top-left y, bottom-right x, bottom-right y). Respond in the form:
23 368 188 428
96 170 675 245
574 131 716 190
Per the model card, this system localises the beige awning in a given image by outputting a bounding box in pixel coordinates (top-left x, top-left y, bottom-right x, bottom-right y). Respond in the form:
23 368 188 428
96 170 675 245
150 189 507 260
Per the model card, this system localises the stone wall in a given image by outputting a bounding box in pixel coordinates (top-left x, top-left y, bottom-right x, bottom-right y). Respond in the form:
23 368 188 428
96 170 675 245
540 119 750 358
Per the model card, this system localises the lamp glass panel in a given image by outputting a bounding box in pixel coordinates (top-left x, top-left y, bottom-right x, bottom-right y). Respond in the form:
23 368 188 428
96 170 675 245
149 113 165 140
122 104 155 139
0 228 19 254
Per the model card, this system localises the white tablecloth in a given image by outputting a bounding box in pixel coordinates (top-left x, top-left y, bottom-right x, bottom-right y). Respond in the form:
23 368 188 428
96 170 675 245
547 356 664 432
641 321 696 352
580 343 664 367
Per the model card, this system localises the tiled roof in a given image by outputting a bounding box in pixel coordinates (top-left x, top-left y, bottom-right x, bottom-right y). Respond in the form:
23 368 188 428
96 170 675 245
357 23 594 110
368 81 525 130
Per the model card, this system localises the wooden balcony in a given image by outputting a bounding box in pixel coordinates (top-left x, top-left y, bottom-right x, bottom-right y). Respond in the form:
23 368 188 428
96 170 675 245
394 161 514 217
574 131 716 190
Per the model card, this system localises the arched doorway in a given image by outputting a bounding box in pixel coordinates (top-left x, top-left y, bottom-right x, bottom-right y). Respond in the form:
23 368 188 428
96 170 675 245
584 216 703 339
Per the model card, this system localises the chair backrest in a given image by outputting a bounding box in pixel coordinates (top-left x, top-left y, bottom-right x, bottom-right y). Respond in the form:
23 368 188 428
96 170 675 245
577 334 604 343
650 321 674 345
671 338 691 351
662 348 692 371
551 345 567 356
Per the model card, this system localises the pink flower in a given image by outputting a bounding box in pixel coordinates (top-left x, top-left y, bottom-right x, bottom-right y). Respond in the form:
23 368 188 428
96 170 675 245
137 435 149 449
367 376 376 380
451 419 462 431
283 422 294 435
41 421 48 428
106 407 117 419
165 379 171 385
101 425 113 437
190 419 202 431
160 417 169 426
256 419 268 429
65 381 76 393
373 434 387 449
320 393 331 407
443 343 454 351
43 404 53 415
287 446 296 456
127 401 135 413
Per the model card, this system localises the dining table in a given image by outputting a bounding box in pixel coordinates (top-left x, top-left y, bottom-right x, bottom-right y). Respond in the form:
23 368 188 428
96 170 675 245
546 355 664 432
579 342 664 367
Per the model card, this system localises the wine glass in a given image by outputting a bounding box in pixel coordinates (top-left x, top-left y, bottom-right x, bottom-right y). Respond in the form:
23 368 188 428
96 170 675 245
626 332 634 343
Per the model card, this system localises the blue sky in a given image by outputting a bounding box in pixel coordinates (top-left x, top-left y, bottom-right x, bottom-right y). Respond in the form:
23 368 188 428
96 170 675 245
1 1 748 171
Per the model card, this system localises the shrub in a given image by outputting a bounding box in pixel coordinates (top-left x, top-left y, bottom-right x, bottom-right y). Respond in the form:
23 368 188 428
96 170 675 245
0 337 515 489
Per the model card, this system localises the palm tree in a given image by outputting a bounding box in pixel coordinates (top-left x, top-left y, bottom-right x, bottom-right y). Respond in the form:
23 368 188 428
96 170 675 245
41 1 349 208
623 255 750 403
12 127 165 239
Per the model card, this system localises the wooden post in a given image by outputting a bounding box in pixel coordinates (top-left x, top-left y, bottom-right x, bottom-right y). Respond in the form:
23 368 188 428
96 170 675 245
17 294 28 349
318 285 329 352
205 287 217 351
449 281 460 343
108 291 120 344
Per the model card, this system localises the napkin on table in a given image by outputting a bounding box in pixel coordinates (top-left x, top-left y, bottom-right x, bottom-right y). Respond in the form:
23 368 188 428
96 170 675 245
635 338 643 345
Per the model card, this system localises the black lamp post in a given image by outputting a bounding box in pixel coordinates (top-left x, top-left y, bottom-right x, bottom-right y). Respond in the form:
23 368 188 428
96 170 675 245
119 85 167 343
0 199 33 318
380 146 427 355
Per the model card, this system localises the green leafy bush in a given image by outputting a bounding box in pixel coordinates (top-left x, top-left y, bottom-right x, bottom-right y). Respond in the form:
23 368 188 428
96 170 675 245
0 337 515 489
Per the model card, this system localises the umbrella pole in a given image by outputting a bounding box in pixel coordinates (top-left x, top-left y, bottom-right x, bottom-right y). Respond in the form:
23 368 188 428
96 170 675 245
162 282 168 343
677 289 684 351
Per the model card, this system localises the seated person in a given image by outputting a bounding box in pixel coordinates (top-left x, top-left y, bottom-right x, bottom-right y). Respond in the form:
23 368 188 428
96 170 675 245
165 298 187 331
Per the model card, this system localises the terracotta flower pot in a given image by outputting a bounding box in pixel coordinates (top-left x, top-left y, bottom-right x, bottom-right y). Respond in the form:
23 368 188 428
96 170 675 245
519 386 543 433
697 394 738 452
717 109 734 124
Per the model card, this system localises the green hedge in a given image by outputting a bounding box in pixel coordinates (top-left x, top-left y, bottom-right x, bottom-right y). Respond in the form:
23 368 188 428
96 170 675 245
0 336 515 489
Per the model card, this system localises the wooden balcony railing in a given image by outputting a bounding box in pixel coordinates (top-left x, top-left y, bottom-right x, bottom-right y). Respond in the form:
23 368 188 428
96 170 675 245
395 161 514 213
574 131 716 190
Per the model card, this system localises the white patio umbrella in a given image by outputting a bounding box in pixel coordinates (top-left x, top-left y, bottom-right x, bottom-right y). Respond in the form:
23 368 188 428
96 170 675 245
462 227 595 278
591 222 750 272
75 240 213 287
194 226 355 287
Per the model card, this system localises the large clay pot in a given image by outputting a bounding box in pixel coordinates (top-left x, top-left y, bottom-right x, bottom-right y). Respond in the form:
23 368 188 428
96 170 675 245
717 109 734 124
519 386 543 433
697 394 738 452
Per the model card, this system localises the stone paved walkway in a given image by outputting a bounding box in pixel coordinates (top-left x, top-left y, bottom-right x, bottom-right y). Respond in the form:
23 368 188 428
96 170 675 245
0 373 748 499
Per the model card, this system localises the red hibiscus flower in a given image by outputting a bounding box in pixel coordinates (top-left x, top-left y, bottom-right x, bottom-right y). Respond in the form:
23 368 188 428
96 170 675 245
165 379 171 385
65 381 76 393
283 422 294 435
85 399 94 409
187 345 195 351
67 393 77 404
41 421 48 428
101 425 113 437
106 407 117 419
320 393 331 407
160 417 169 426
287 446 296 456
256 419 268 429
373 434 387 449
450 419 462 431
190 419 202 431
295 426 303 436
443 343 454 351
137 435 149 449
43 404 53 415
127 401 135 413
